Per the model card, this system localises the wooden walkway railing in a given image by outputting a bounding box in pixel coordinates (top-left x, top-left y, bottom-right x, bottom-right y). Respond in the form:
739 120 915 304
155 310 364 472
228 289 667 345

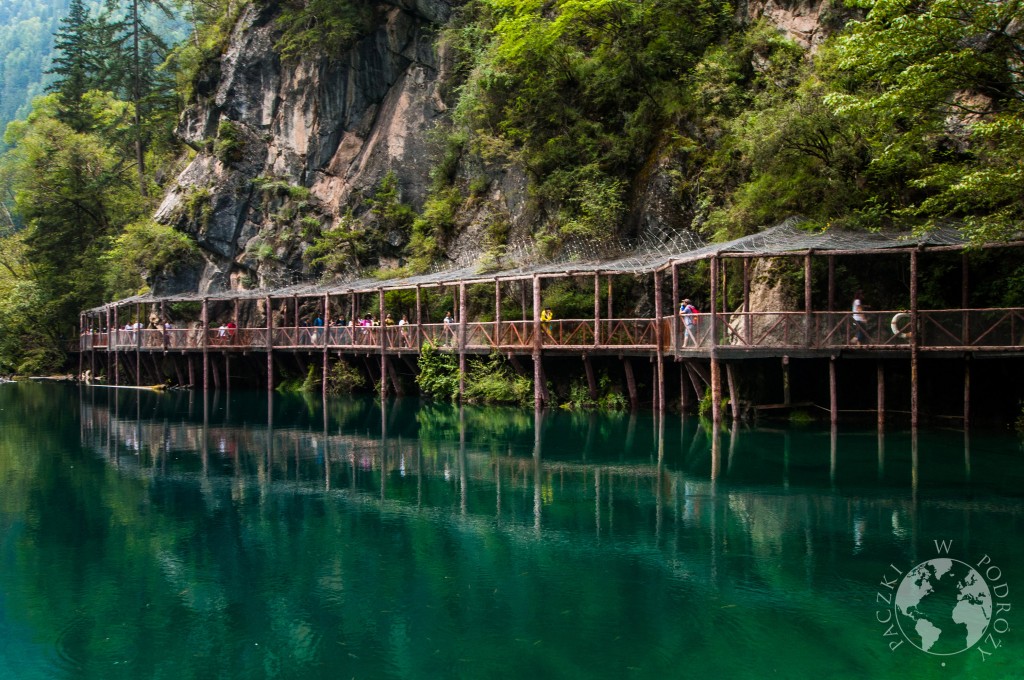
79 308 1024 354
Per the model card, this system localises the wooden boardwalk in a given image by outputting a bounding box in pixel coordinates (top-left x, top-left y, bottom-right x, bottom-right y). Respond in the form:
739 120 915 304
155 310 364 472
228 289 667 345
80 308 1024 357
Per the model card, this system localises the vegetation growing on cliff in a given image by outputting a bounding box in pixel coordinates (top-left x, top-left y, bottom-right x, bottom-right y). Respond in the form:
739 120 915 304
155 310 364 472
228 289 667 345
1 0 1023 374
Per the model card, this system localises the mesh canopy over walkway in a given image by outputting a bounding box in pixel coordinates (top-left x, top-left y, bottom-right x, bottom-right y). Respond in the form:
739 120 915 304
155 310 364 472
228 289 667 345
87 220 975 312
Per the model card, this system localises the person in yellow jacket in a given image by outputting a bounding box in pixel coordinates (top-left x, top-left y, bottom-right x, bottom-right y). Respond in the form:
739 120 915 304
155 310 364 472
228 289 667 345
540 307 554 340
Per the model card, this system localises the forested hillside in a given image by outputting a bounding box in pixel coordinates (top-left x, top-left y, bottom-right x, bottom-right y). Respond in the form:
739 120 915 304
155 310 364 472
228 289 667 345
0 0 70 134
1 0 1023 374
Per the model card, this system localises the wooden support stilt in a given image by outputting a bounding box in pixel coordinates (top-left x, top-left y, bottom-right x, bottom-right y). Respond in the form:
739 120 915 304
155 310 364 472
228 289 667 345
532 275 544 408
726 362 740 421
877 361 885 430
415 285 423 349
187 353 195 388
495 279 502 347
173 355 185 387
710 357 722 423
225 353 231 393
680 363 690 413
782 356 791 406
113 306 120 386
458 282 467 399
594 273 601 346
584 355 598 400
211 355 221 390
829 357 838 425
385 356 404 396
685 362 704 401
623 358 639 411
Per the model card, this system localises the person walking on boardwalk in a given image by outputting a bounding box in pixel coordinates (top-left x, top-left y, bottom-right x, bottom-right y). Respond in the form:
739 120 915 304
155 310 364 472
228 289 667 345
852 291 868 345
679 298 698 347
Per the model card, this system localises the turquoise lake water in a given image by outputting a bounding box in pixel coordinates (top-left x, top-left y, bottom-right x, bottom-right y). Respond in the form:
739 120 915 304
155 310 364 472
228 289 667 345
0 383 1021 679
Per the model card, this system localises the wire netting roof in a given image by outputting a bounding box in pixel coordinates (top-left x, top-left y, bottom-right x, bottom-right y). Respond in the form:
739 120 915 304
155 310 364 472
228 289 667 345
85 219 977 313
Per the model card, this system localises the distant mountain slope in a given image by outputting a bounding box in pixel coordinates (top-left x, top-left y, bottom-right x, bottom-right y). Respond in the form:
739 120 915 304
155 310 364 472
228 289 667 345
0 0 71 136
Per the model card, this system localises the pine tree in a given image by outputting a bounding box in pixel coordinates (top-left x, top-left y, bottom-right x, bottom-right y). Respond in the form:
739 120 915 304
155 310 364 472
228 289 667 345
47 0 93 130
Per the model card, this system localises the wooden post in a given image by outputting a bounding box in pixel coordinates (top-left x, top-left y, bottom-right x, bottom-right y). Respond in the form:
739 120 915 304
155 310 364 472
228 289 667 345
415 284 422 349
782 356 790 406
232 298 239 332
877 361 885 430
910 249 920 428
804 251 813 347
532 275 543 408
293 295 299 341
202 297 209 392
225 353 231 393
623 358 638 411
726 363 740 421
827 255 835 313
671 264 679 355
584 355 597 400
379 289 387 396
351 292 357 326
654 270 665 412
594 273 601 346
743 257 752 345
135 303 142 386
211 355 221 390
962 252 969 345
829 357 838 425
495 279 502 348
458 282 467 399
680 364 690 413
607 276 613 324
710 256 722 424
266 296 274 391
323 293 330 398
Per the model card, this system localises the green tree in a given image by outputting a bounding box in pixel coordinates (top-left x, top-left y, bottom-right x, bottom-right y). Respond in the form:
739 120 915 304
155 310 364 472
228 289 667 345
826 0 1024 240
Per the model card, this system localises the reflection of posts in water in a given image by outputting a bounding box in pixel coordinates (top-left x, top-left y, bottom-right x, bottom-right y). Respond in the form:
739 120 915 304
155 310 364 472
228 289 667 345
783 431 791 490
877 428 885 480
830 424 837 486
533 408 543 533
710 425 721 481
728 420 738 475
964 430 971 482
380 395 387 501
202 390 209 476
323 397 330 491
656 414 665 544
459 406 467 516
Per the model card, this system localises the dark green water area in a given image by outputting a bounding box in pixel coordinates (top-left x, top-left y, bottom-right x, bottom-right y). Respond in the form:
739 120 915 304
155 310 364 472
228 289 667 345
0 383 1022 679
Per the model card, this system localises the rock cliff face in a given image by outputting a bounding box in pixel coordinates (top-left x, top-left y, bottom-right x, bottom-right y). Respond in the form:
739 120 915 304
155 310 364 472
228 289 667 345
155 0 836 296
156 0 460 293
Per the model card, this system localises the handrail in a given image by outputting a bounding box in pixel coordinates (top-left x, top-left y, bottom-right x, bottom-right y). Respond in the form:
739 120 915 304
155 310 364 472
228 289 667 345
79 309 1024 352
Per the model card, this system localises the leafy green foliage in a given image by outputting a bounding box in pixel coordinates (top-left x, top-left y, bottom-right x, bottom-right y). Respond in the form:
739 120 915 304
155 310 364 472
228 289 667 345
214 119 244 164
103 219 201 298
327 359 367 394
274 0 374 60
416 342 460 401
463 352 532 405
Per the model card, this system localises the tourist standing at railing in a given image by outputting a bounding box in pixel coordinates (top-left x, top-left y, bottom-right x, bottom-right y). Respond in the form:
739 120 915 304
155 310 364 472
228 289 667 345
852 291 868 345
443 311 454 346
398 314 410 347
680 299 698 347
540 307 554 340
